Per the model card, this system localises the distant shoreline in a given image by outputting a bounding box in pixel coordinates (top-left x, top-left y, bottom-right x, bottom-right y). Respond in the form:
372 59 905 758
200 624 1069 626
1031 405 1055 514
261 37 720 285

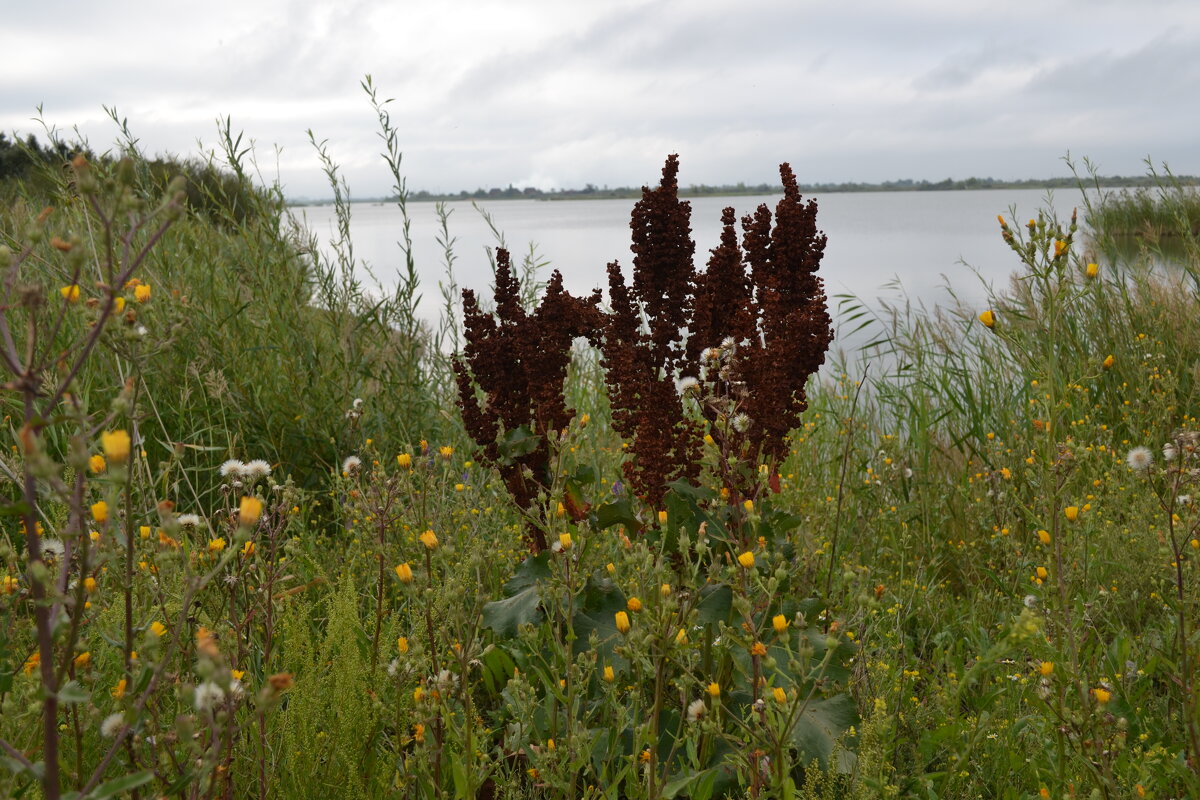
286 174 1199 207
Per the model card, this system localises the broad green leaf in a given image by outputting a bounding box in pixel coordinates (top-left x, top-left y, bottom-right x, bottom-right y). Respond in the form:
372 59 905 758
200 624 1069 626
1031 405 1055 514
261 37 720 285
482 585 541 638
86 770 154 800
58 681 91 705
790 693 859 772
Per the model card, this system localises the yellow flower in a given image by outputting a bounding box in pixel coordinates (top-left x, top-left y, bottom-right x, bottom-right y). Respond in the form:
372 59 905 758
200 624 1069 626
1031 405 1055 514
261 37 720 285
2 575 18 595
1039 661 1054 677
1053 239 1067 258
743 499 754 513
413 686 425 703
657 510 668 525
626 596 642 613
60 284 81 303
660 583 671 597
420 529 438 549
1039 788 1050 800
139 526 151 539
675 628 688 645
88 454 106 474
772 614 788 634
1035 566 1048 580
241 541 255 557
602 665 615 683
1037 529 1051 545
1086 262 1099 279
91 501 108 524
1092 687 1112 705
396 453 412 469
112 679 127 699
707 682 720 697
772 686 787 704
751 641 768 657
114 296 125 313
134 284 151 303
397 636 409 654
150 621 167 637
395 563 414 583
239 496 263 526
413 723 425 743
84 577 97 593
605 562 616 574
737 551 755 569
558 532 573 551
74 651 91 669
439 445 453 460
1064 506 1080 522
614 611 631 634
101 430 131 463
978 310 995 328
208 537 227 554
23 652 40 675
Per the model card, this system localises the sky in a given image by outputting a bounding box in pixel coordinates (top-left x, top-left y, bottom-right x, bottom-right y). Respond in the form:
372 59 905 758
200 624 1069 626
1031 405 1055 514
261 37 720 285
3 0 1199 200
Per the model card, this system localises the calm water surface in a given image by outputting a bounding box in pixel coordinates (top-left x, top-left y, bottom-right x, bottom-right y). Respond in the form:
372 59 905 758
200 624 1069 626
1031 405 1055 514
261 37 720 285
294 189 1089 350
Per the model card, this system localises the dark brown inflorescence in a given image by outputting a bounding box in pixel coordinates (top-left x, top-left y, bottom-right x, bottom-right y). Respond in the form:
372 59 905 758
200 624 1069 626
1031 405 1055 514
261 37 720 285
454 248 603 551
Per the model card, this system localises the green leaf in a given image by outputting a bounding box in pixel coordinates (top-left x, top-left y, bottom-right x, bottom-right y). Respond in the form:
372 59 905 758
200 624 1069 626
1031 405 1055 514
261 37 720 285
482 585 542 638
496 425 541 464
85 770 154 799
592 498 639 531
571 576 628 666
663 769 711 798
479 645 517 695
695 583 732 626
57 681 91 705
0 757 42 779
790 693 859 772
502 553 551 596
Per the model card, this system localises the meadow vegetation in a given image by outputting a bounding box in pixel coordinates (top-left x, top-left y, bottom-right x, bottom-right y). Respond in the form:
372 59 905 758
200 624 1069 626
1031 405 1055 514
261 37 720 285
2 102 1200 800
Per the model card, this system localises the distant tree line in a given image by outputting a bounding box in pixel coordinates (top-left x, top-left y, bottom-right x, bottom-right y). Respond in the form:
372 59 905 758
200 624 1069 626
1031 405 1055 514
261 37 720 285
397 174 1200 204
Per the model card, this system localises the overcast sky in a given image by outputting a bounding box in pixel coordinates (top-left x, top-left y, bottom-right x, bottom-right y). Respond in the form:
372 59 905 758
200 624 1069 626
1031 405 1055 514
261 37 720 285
4 0 1198 199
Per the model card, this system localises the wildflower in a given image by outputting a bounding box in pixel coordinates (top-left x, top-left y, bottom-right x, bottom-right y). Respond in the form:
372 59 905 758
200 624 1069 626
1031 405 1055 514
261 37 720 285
2 575 17 594
1037 529 1051 545
395 563 414 583
267 673 293 692
1126 446 1153 471
60 284 81 303
419 529 438 549
1102 354 1114 369
134 284 151 303
1040 789 1051 800
40 539 65 562
558 532 573 551
1064 506 1079 522
751 641 767 657
686 698 707 722
219 459 245 478
413 723 425 743
139 525 151 539
737 551 755 569
91 501 108 524
100 713 125 738
1092 687 1112 705
731 413 750 433
341 455 362 476
707 682 721 698
614 611 631 634
74 651 91 669
676 376 699 395
1035 566 1048 580
89 454 106 473
1053 239 1067 258
114 296 125 312
84 576 97 593
626 596 642 612
177 513 201 528
772 686 787 704
772 614 788 634
603 665 615 683
241 540 255 557
150 621 167 637
978 310 995 328
1086 262 1099 278
1164 442 1178 462
657 510 668 525
1038 661 1054 677
743 499 754 513
397 453 412 469
208 537 226 554
194 681 225 712
238 496 263 527
439 445 453 460
660 583 671 597
675 629 688 645
23 652 39 675
243 460 272 481
605 562 615 574
112 679 127 699
101 430 131 463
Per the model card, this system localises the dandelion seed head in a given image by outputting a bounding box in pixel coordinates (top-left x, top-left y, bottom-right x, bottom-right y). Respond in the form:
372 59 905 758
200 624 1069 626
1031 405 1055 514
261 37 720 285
177 514 202 528
194 681 225 712
100 712 125 738
1126 446 1153 471
244 460 272 481
686 698 707 722
39 539 66 562
219 459 245 478
342 456 362 475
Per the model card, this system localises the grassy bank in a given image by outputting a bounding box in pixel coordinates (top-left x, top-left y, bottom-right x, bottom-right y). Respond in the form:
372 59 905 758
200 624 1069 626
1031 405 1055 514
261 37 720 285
2 110 1200 800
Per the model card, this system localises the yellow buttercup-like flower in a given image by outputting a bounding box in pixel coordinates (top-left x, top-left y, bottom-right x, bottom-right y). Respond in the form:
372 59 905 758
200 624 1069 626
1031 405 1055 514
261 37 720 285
1037 529 1051 545
134 284 151 303
1064 506 1080 522
420 529 439 549
1102 354 1115 370
397 636 409 654
707 682 720 698
558 532 573 551
772 614 788 634
91 501 109 524
626 596 642 613
60 284 81 303
1039 661 1054 677
772 687 787 703
1086 262 1099 279
397 453 412 469
1092 687 1112 705
395 563 414 583
101 430 131 464
602 665 615 682
737 551 755 569
978 310 995 328
614 611 631 634
239 496 264 526
88 454 106 474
